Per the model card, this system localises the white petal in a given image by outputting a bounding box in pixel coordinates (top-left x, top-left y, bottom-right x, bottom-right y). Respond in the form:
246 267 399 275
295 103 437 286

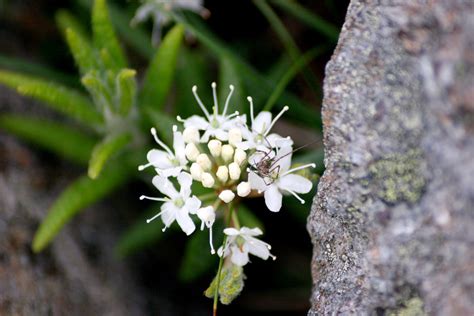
197 206 215 226
253 111 272 134
223 227 240 236
244 238 270 260
178 172 193 197
173 130 187 165
214 128 229 141
147 149 173 169
274 146 293 173
184 115 209 130
264 184 283 212
184 196 201 215
152 175 179 199
240 227 263 236
230 246 249 266
248 171 268 192
279 174 312 194
161 202 177 227
267 133 293 148
176 207 196 235
160 166 183 178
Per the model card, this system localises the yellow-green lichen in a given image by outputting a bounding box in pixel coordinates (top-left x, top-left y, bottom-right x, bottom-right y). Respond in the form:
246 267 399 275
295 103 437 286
204 264 245 305
369 149 425 204
389 297 425 316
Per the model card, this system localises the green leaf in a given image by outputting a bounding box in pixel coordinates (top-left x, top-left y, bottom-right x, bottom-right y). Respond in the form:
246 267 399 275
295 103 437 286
263 46 325 112
32 162 130 252
145 107 177 146
115 208 177 257
179 226 223 282
270 0 340 42
0 114 96 165
175 47 211 118
0 70 103 126
115 68 137 115
56 9 89 42
92 0 127 69
0 54 79 88
65 28 99 76
238 204 264 231
218 57 246 114
88 132 131 179
139 24 185 110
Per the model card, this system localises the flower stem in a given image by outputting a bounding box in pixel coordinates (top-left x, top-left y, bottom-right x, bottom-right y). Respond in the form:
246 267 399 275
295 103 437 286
213 203 235 316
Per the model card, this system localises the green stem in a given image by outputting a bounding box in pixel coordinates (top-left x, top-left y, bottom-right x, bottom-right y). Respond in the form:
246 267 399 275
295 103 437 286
213 203 235 316
198 192 217 202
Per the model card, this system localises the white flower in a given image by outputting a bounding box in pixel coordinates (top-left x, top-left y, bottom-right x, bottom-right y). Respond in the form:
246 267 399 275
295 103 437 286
234 148 247 165
183 126 200 143
197 206 216 254
201 172 215 188
228 128 242 145
190 162 203 181
221 144 234 162
196 153 212 171
217 227 275 266
248 146 315 212
131 0 208 45
228 162 241 180
185 143 200 161
237 97 293 150
141 172 201 235
177 83 246 142
216 165 229 183
138 126 187 177
208 139 222 157
218 190 235 203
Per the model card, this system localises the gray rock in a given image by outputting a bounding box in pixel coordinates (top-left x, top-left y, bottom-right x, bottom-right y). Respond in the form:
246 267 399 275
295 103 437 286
308 0 474 314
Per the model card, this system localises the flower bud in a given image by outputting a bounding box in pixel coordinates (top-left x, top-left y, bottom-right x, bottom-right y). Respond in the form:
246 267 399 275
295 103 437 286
234 148 247 165
221 144 234 162
219 190 235 203
228 162 241 180
196 153 212 171
190 163 203 181
183 126 200 143
201 172 215 188
185 143 200 161
237 181 251 197
208 139 222 157
216 166 229 183
228 128 242 145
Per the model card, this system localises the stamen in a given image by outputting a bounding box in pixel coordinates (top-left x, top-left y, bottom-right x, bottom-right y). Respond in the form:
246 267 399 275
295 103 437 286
281 163 316 177
176 115 185 123
151 128 173 156
247 96 254 127
264 105 289 136
146 211 163 223
209 227 215 254
138 162 153 171
211 82 218 114
224 111 240 121
222 85 234 116
139 195 168 202
285 189 306 204
192 85 211 119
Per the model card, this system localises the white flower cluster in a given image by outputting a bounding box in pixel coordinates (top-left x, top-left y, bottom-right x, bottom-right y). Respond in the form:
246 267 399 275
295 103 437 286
139 83 315 266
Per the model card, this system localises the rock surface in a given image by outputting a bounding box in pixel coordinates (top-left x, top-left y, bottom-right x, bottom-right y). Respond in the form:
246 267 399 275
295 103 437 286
308 0 474 314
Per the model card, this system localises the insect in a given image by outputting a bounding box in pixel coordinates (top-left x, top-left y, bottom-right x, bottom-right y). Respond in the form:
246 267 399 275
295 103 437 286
248 138 320 185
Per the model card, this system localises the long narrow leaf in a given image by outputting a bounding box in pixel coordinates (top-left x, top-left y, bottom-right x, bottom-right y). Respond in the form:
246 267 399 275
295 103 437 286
139 24 184 110
116 68 137 115
66 29 99 76
0 70 102 126
218 57 246 114
88 132 131 179
174 13 321 129
0 54 79 88
32 163 130 252
56 9 89 41
263 46 325 111
0 114 96 165
270 0 339 42
253 0 319 93
92 0 127 69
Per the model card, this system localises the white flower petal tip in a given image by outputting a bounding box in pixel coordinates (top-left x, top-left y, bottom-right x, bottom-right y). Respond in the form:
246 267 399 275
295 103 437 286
219 190 235 203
